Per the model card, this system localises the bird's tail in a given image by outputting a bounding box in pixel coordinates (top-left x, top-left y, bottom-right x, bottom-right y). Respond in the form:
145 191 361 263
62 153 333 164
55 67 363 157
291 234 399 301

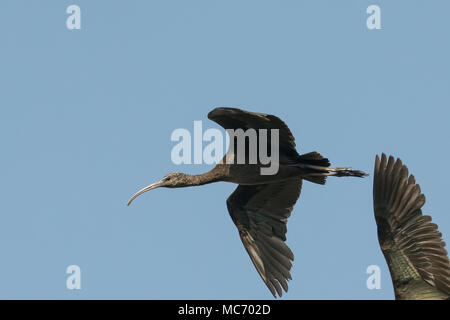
296 152 368 185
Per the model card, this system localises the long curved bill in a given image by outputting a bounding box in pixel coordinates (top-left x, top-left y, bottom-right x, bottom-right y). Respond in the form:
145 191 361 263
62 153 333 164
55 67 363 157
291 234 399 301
127 180 164 206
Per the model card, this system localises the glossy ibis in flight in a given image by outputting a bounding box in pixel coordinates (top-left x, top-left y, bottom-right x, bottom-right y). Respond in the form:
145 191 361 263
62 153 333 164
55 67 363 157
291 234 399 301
127 107 367 297
373 154 450 300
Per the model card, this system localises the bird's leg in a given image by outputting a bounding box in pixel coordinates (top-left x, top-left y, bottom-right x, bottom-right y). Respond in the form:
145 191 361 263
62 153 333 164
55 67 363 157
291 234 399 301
300 164 368 178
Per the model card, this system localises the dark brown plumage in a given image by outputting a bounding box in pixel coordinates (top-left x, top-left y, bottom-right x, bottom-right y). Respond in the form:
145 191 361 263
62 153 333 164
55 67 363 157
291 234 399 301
373 153 450 300
128 107 367 297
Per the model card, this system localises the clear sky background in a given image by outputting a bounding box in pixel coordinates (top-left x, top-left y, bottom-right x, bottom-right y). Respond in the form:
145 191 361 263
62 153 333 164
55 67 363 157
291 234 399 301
0 1 449 299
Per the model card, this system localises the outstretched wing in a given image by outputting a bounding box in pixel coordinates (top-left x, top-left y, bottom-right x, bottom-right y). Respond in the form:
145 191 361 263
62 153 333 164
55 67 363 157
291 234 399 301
373 153 450 299
226 178 302 297
208 107 300 159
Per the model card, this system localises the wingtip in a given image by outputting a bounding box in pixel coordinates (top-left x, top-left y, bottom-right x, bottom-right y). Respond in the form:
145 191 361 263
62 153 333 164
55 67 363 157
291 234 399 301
207 107 220 119
208 107 243 119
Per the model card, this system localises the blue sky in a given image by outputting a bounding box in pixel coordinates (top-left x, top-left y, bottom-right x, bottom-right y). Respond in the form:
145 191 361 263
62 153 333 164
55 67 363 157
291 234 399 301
0 1 449 299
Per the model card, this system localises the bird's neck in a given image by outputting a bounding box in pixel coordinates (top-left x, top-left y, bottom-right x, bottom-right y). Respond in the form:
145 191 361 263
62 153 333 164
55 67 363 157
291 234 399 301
185 168 225 186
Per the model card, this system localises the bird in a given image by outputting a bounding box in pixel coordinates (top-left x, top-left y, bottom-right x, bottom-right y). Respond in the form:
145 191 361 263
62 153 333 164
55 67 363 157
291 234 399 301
127 107 367 297
373 153 450 300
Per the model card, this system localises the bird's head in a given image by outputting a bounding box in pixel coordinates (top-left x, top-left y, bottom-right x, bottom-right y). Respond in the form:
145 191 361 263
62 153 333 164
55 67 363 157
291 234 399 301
127 172 189 206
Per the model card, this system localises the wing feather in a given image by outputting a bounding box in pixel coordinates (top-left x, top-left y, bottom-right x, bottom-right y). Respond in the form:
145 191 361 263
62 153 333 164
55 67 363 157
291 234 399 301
208 107 300 159
226 178 302 297
373 153 450 299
